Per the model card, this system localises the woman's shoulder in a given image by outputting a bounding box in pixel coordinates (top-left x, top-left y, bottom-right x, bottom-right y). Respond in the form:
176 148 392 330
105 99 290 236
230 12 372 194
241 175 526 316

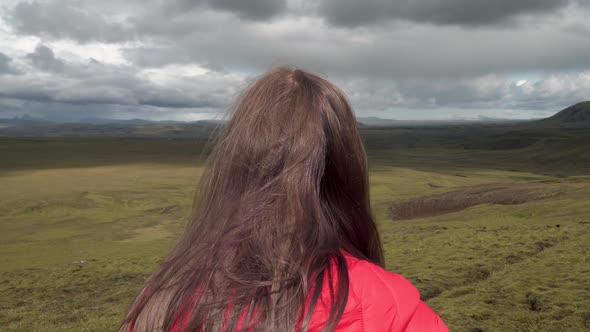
342 251 421 307
343 252 417 290
340 251 449 331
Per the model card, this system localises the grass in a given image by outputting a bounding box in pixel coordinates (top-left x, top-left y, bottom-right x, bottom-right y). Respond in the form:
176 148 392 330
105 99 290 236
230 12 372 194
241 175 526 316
1 136 590 331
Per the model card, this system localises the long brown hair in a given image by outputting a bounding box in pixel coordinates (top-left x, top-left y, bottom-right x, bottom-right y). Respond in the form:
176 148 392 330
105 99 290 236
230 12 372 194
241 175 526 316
119 66 383 332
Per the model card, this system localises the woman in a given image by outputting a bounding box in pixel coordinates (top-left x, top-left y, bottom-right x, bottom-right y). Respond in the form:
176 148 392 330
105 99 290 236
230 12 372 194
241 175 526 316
120 66 449 331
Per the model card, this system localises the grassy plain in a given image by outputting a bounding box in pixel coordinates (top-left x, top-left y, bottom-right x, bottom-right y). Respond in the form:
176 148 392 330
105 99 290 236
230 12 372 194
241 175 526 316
1 128 589 331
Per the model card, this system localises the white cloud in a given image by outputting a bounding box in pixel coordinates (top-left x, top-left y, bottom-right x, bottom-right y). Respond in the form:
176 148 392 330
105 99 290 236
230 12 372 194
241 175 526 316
181 112 219 121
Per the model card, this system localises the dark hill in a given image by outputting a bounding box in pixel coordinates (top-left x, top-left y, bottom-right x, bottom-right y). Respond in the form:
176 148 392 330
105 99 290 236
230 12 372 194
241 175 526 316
541 101 590 124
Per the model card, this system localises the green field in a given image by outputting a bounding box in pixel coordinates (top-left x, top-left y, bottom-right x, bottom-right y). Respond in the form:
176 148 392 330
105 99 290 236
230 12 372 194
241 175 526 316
1 130 589 331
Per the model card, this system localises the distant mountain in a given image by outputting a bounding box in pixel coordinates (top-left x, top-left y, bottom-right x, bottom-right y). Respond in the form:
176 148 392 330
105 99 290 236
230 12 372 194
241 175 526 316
77 117 156 125
538 101 590 125
357 116 525 127
0 115 53 126
0 116 224 127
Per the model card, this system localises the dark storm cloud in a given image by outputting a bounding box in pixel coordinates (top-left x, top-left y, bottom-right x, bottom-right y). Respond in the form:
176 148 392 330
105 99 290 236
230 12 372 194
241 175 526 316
0 52 20 74
7 0 286 44
9 0 131 43
0 52 241 112
212 0 286 19
318 0 569 27
25 44 64 72
1 0 590 120
0 71 224 109
174 0 287 20
121 15 590 80
5 0 588 79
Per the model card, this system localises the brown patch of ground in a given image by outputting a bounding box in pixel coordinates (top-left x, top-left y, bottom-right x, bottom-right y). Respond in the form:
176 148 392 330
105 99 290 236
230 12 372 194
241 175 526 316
390 182 564 220
144 204 183 215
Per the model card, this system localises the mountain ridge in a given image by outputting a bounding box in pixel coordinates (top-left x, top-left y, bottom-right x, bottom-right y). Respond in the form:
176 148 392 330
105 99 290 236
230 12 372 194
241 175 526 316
541 101 590 123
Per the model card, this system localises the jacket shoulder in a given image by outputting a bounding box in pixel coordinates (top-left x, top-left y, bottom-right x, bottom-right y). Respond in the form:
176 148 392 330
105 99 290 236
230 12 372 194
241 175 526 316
344 254 449 332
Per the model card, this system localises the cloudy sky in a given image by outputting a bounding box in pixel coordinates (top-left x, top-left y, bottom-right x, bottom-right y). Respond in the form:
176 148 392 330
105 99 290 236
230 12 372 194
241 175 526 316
1 0 590 121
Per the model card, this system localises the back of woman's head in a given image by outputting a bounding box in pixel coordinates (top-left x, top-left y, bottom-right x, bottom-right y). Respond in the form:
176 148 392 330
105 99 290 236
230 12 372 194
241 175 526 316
120 66 383 332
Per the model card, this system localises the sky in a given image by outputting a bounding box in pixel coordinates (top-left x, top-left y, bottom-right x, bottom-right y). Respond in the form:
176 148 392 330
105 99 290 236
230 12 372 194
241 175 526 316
1 0 590 122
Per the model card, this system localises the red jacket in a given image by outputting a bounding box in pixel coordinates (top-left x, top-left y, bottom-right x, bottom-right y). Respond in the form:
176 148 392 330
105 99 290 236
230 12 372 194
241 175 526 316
302 251 449 331
132 251 449 331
